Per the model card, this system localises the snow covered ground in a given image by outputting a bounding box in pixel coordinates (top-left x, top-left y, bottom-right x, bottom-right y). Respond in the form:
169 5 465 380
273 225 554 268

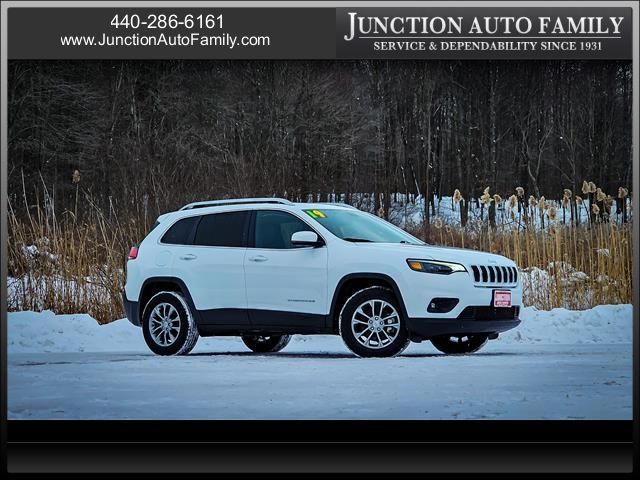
7 305 633 420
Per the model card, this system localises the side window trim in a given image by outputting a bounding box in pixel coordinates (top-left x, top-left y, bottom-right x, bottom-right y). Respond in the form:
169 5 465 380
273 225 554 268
247 210 257 248
186 215 202 246
249 209 326 250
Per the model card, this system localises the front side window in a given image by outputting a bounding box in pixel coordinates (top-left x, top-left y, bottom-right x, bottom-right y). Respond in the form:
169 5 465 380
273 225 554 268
193 211 249 247
254 210 314 249
161 216 199 245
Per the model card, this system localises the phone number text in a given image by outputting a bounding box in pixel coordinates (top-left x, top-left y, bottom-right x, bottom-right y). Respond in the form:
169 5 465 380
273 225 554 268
110 14 223 30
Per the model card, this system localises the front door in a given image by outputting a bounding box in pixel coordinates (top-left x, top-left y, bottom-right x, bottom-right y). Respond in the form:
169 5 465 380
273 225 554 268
244 210 328 329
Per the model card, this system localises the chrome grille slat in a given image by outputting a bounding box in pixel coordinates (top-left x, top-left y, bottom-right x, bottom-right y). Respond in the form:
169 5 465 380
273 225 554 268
479 266 488 282
470 264 518 286
471 265 481 282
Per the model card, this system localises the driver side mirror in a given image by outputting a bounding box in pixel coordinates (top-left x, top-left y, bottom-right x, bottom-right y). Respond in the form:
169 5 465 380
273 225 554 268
291 231 324 248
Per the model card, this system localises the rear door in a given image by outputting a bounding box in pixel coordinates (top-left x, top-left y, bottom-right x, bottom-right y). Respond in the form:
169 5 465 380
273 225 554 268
171 210 251 327
244 210 328 329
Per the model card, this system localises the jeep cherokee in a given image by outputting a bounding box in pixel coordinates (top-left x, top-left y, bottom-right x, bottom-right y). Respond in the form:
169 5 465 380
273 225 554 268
122 198 521 357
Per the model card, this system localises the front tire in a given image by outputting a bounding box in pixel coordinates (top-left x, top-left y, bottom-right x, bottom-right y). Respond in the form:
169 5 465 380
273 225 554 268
430 334 488 355
142 291 199 356
241 334 291 353
339 286 410 358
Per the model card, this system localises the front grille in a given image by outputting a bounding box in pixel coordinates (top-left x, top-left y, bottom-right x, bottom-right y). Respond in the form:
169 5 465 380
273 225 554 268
470 265 518 285
457 306 520 321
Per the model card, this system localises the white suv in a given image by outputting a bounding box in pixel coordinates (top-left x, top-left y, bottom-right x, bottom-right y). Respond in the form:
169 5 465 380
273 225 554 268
123 198 521 357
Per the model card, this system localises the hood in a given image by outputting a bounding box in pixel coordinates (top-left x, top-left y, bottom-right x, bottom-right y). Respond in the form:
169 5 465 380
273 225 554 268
350 242 516 267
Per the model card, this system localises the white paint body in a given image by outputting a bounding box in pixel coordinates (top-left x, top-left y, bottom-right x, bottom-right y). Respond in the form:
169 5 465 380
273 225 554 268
124 202 522 320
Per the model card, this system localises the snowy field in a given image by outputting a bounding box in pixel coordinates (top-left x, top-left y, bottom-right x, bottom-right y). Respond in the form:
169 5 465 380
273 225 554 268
7 305 633 420
319 193 632 229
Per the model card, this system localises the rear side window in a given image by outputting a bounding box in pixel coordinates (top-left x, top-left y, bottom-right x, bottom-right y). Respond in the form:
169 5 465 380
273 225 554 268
194 211 249 247
161 216 199 245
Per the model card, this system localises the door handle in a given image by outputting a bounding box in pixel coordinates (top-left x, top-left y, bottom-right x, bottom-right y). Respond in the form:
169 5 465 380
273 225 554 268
180 254 197 260
249 255 268 262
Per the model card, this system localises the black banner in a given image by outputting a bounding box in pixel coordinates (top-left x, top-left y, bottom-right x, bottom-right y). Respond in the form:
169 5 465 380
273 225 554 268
6 7 634 60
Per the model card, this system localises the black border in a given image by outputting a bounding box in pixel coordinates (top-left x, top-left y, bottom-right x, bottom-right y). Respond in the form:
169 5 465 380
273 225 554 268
2 0 637 475
6 420 634 473
8 419 632 443
7 442 634 474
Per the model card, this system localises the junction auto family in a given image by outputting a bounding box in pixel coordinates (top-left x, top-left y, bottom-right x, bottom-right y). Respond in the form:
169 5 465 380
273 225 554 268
344 14 624 40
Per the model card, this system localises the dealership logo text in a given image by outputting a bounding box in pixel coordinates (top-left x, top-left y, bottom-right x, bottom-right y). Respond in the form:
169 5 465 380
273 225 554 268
343 13 624 40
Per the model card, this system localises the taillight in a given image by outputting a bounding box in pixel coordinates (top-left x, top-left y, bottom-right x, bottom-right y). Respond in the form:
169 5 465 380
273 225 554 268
128 246 139 260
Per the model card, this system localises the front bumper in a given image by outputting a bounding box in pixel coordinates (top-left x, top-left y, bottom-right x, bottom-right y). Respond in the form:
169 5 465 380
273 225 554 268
122 290 141 327
407 306 521 340
401 269 523 319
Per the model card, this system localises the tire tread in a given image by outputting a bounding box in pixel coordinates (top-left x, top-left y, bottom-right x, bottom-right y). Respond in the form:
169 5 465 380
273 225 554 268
339 286 409 358
141 291 199 356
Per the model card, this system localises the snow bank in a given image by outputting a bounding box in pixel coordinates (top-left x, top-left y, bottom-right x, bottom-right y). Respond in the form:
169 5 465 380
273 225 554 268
7 303 632 354
499 304 632 345
7 311 147 354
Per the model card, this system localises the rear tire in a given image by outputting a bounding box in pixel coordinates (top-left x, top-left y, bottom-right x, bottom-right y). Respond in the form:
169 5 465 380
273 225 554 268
241 334 291 353
339 286 410 358
142 291 199 356
430 334 488 355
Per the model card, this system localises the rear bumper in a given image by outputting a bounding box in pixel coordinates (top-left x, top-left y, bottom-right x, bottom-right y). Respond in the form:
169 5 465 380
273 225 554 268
122 290 140 327
407 306 521 340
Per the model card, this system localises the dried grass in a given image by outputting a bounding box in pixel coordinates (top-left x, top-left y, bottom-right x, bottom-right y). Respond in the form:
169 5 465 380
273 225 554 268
7 181 633 320
410 190 632 310
8 184 147 323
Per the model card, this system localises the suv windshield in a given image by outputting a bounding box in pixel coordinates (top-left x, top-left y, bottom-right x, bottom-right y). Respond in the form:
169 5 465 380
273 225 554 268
304 208 424 245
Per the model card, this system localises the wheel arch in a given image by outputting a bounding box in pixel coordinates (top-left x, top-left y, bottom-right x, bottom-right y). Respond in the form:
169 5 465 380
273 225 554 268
138 277 200 325
329 273 409 333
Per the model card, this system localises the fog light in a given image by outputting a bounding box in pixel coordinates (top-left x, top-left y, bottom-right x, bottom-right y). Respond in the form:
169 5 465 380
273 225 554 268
427 298 459 313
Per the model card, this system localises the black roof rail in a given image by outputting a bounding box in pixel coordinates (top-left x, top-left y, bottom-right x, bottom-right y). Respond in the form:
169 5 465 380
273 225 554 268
179 198 294 210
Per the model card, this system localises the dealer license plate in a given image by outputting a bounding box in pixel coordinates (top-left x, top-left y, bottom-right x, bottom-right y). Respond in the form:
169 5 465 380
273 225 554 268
493 290 512 308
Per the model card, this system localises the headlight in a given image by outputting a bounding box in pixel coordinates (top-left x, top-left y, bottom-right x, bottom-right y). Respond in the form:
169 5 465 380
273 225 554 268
406 259 467 274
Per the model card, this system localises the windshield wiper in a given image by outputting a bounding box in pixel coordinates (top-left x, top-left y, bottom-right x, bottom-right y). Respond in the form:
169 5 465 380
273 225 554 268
343 237 373 243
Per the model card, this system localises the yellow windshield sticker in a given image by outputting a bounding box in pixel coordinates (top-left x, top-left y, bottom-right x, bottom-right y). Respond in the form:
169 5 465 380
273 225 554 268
305 209 327 219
